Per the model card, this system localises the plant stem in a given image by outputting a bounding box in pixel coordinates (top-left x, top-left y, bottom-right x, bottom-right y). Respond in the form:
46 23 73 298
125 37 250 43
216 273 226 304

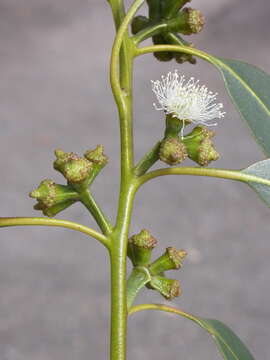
108 0 126 30
110 181 137 360
134 43 216 64
0 217 109 249
109 1 148 358
108 1 147 359
126 267 151 309
129 303 196 321
133 22 168 45
79 189 113 236
135 166 270 188
133 141 161 176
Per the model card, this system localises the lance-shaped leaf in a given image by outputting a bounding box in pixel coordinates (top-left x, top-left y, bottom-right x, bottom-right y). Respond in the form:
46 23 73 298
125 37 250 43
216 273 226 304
196 318 255 360
243 159 270 207
214 57 270 155
130 304 255 360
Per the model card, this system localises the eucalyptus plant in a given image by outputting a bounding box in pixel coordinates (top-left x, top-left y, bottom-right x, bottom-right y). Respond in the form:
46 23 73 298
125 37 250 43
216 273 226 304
1 0 270 359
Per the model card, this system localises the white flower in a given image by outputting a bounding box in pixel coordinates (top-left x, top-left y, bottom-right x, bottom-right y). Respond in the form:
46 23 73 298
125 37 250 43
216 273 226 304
152 70 225 128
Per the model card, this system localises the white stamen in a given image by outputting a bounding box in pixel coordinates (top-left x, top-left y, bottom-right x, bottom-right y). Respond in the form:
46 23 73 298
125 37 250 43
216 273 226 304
152 71 225 128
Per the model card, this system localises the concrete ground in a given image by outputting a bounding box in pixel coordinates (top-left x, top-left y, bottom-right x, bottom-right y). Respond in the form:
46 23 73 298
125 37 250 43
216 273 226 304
0 0 270 359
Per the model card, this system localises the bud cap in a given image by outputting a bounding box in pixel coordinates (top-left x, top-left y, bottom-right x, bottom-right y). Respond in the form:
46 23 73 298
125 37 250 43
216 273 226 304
159 137 187 165
128 229 157 266
84 145 108 166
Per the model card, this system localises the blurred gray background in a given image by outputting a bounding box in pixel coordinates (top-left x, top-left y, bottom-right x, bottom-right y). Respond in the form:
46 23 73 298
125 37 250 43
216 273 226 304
0 0 269 359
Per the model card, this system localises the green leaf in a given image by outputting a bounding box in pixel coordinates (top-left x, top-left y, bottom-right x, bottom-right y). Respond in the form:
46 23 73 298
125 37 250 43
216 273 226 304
242 159 270 206
129 304 255 359
197 318 255 360
213 57 270 155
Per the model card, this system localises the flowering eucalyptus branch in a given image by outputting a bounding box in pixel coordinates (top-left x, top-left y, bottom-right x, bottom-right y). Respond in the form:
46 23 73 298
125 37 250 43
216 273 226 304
1 0 269 359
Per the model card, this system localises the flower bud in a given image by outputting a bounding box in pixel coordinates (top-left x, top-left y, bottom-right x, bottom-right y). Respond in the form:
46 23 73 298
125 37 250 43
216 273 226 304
175 52 196 64
131 15 150 35
159 137 187 165
30 180 79 207
148 276 181 300
149 247 187 275
183 126 219 166
54 149 93 186
30 179 79 217
128 229 157 266
168 8 205 35
84 145 108 167
34 199 77 217
163 33 196 65
153 35 174 62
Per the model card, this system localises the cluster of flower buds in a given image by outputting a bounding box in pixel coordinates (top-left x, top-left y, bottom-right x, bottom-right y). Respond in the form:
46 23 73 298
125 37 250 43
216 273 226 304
30 145 108 216
157 113 219 167
131 0 204 64
183 126 219 166
128 229 186 300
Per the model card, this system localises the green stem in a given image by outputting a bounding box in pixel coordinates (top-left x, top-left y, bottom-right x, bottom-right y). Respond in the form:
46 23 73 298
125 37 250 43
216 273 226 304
109 1 146 359
110 182 137 360
164 31 189 46
135 167 270 188
135 43 215 64
133 22 168 44
126 267 151 309
163 0 190 19
133 141 161 176
79 189 113 236
0 217 109 249
129 303 197 322
107 0 126 29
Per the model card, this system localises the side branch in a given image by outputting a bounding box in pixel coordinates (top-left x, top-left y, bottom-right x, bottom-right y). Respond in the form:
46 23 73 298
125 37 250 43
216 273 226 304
129 303 196 323
135 44 214 64
0 217 110 249
110 0 145 178
135 167 270 188
110 0 145 102
79 189 113 236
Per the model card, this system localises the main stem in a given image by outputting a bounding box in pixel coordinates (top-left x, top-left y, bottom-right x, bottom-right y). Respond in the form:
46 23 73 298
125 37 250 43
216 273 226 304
110 26 135 360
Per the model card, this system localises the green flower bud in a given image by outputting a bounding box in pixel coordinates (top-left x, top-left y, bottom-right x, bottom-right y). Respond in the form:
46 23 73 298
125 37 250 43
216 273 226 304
30 180 79 208
159 137 187 165
34 199 77 217
163 33 196 65
149 275 181 300
54 149 93 186
84 145 108 167
128 229 157 266
168 8 205 35
153 35 174 62
131 15 150 35
175 52 196 64
149 247 187 275
30 179 79 217
183 126 219 166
